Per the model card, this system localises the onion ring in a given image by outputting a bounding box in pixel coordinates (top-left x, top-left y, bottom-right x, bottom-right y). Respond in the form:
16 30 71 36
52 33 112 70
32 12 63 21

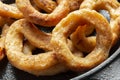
51 9 112 72
16 0 70 27
5 19 69 76
0 1 23 19
80 0 120 45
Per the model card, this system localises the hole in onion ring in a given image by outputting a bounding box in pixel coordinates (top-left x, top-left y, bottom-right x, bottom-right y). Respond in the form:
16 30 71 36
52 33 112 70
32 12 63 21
35 24 54 33
23 40 46 55
32 48 46 55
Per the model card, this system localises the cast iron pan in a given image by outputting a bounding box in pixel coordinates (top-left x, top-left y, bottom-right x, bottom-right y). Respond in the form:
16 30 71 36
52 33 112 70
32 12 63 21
0 0 120 80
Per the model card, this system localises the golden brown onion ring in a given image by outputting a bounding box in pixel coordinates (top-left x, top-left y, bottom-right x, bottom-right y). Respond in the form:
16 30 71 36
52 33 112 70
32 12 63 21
51 9 112 72
5 19 68 76
0 1 23 19
16 0 70 27
80 0 120 45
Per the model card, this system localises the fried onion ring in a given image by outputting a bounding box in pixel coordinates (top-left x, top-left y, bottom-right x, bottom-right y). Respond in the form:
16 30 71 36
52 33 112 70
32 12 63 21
51 9 112 72
0 1 23 19
80 0 120 45
5 19 68 76
16 0 70 27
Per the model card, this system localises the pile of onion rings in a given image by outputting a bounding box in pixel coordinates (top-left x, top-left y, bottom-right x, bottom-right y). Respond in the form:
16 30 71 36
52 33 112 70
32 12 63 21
0 0 120 77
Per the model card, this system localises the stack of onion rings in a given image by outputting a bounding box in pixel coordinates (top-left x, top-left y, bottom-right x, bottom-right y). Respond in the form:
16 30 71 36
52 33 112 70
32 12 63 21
0 0 119 77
